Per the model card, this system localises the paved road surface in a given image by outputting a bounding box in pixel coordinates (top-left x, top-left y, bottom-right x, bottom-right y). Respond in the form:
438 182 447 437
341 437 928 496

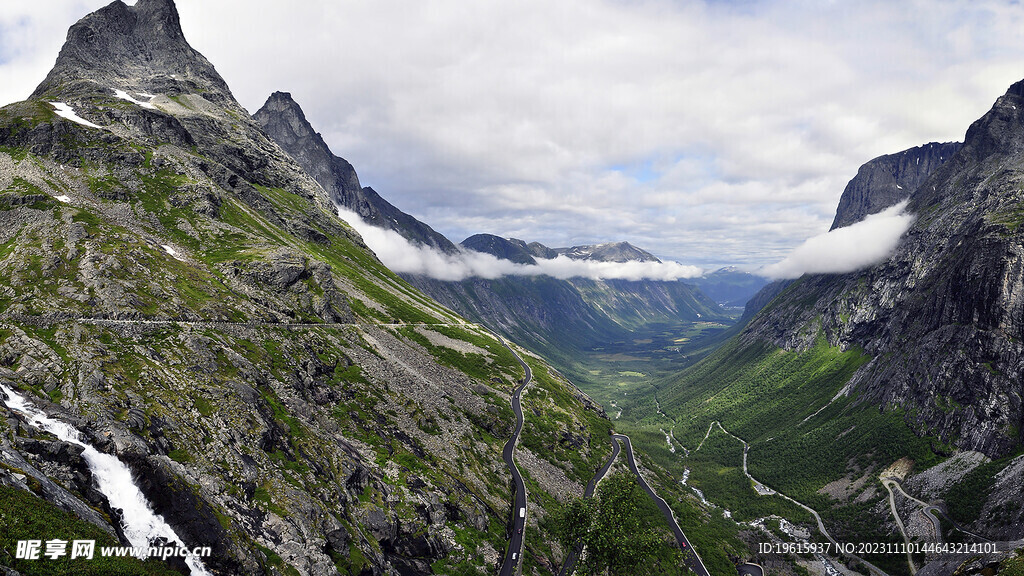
737 563 765 576
613 434 711 576
496 336 531 576
585 438 620 499
881 478 917 574
887 479 1006 546
885 481 943 544
556 439 621 576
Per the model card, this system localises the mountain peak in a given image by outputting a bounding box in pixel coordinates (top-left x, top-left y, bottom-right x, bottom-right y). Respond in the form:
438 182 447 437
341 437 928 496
254 92 330 160
560 241 660 263
951 77 1024 166
263 91 305 118
255 92 460 254
31 0 232 102
906 76 1024 215
830 141 961 230
461 234 538 264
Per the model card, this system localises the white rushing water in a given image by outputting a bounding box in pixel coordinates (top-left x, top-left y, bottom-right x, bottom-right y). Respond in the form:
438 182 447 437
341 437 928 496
659 428 676 453
0 384 213 576
691 486 708 505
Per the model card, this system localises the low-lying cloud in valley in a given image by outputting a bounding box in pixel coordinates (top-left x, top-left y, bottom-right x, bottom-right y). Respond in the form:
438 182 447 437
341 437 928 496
760 201 915 280
338 208 703 282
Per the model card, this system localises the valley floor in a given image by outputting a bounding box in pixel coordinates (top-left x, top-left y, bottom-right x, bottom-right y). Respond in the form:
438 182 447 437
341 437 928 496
529 316 1024 576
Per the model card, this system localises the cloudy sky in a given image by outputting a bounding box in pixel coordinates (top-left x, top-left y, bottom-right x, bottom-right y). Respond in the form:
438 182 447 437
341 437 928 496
3 0 1024 271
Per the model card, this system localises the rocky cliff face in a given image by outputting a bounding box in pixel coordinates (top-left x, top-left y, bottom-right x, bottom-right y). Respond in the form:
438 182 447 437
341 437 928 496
708 78 1024 547
0 2 611 575
745 82 1024 459
736 142 960 341
830 141 961 230
254 92 459 255
653 89 1024 560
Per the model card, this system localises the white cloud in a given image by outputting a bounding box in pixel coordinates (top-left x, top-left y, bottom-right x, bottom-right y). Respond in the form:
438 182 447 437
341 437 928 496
759 202 915 280
338 207 702 282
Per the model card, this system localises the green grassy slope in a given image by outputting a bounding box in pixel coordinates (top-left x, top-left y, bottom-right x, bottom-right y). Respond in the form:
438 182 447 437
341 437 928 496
617 336 957 575
0 86 614 575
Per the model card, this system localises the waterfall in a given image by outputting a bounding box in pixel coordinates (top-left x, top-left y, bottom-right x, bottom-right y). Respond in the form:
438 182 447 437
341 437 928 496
0 384 213 576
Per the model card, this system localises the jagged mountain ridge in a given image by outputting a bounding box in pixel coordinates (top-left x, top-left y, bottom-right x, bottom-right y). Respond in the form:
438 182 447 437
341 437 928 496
0 2 615 575
459 234 661 266
830 141 962 230
448 234 725 330
451 234 726 330
254 92 459 254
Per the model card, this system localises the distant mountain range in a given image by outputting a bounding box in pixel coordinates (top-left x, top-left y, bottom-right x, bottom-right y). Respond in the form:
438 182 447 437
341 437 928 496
404 234 730 355
689 266 770 308
460 234 661 265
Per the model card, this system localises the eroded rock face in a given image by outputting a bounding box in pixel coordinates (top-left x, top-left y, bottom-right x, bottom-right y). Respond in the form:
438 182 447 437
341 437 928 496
744 80 1024 459
976 454 1024 540
31 0 232 103
830 142 961 230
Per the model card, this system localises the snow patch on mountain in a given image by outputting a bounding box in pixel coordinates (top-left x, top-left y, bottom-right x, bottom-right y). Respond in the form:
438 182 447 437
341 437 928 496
114 89 157 110
49 102 102 129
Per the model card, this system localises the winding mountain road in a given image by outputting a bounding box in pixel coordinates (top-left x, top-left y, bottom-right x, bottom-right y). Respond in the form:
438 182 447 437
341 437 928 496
737 563 765 576
886 479 997 544
885 480 942 543
495 335 531 576
881 478 918 574
556 439 621 576
613 434 710 576
696 422 892 576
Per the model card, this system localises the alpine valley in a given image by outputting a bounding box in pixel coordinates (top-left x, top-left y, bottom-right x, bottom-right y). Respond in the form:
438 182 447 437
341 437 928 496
2 2 1024 576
